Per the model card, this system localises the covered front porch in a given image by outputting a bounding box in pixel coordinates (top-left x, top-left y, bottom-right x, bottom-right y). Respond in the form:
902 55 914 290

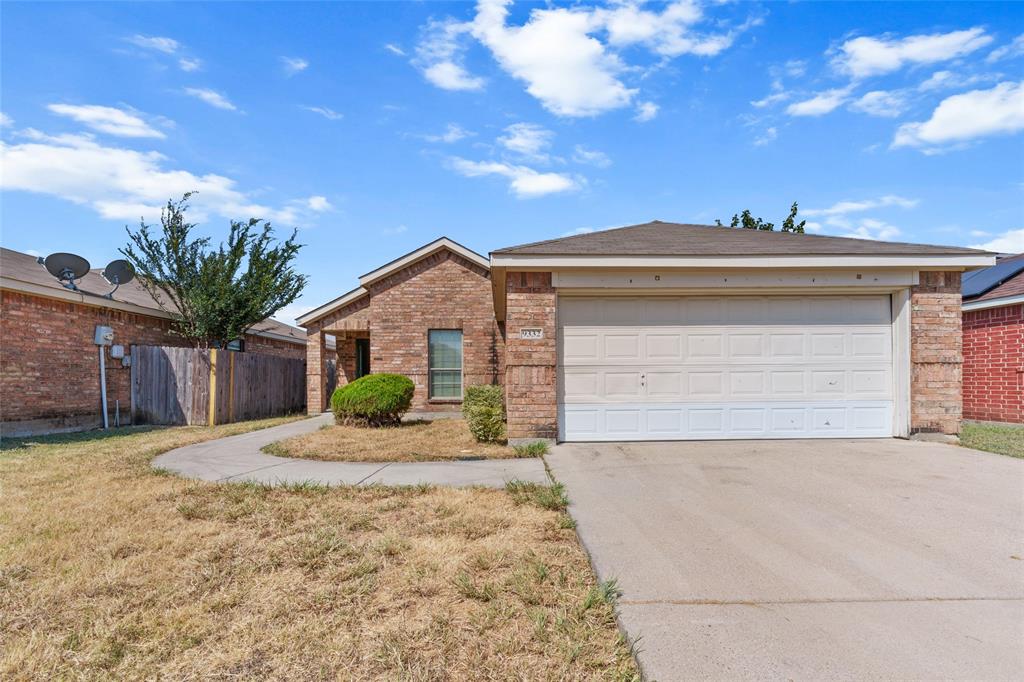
306 319 370 414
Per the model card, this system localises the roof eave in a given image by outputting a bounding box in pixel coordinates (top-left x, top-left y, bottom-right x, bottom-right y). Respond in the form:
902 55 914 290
963 293 1024 311
295 286 369 327
489 253 996 269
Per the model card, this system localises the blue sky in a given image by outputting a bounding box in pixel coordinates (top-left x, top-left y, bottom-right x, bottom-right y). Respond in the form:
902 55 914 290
2 1 1023 324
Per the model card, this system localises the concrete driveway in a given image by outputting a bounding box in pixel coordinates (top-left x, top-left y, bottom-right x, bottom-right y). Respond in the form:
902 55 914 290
546 439 1024 681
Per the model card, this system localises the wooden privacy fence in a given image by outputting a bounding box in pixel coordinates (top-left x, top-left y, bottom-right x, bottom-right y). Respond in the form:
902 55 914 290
130 345 306 425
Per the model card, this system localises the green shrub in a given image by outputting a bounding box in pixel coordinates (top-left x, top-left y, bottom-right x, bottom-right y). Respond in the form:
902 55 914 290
462 384 504 412
465 405 505 443
330 374 414 427
462 384 505 443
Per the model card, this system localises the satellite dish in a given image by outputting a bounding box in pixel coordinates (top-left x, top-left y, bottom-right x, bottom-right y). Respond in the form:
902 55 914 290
101 259 135 299
39 252 90 291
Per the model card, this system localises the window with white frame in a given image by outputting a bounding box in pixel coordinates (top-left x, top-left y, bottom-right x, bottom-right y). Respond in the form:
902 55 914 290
428 329 462 399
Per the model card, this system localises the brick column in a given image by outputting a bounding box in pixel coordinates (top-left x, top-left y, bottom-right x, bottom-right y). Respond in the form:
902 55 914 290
305 326 328 414
910 271 962 434
505 272 557 441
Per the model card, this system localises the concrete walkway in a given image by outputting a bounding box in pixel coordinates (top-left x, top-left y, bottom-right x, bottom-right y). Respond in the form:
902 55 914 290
152 414 549 487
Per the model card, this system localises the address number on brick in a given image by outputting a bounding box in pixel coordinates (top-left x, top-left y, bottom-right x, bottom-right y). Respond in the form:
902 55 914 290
519 327 544 340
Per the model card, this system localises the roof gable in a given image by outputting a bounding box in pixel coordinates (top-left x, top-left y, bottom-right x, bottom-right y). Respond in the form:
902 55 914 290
493 221 990 257
297 237 488 327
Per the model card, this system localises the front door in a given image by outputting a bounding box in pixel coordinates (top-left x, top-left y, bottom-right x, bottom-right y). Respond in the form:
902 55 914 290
355 338 370 379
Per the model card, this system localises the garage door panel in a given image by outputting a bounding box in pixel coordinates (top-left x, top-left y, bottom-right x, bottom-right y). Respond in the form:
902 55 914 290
559 295 894 440
561 365 893 403
559 402 895 440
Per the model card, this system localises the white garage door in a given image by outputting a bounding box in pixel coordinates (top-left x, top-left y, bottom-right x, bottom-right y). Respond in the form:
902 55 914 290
559 295 894 441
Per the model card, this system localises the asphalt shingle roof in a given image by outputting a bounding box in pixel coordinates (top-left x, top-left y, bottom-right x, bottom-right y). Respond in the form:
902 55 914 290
0 247 305 343
493 221 991 257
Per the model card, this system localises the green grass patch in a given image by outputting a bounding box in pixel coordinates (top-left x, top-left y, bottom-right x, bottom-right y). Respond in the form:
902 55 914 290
960 421 1024 458
505 480 569 512
513 440 549 457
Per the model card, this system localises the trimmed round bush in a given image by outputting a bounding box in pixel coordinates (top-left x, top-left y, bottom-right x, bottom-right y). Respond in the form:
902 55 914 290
462 384 506 443
462 384 504 413
331 374 415 427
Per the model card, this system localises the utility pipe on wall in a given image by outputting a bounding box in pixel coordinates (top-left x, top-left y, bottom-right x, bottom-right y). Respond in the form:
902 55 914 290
99 346 109 429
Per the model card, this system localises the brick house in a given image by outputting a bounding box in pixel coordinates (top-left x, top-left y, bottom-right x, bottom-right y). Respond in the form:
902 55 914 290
961 253 1024 424
1 247 306 436
300 222 993 442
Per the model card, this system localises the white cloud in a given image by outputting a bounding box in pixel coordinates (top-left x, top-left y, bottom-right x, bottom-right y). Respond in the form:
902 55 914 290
382 225 408 235
281 56 309 75
838 217 902 241
850 90 908 117
306 196 332 212
970 228 1024 253
986 34 1024 63
0 112 13 127
126 34 200 72
751 91 789 108
126 34 180 54
783 59 807 78
415 18 486 91
969 229 990 238
498 122 553 161
832 27 992 78
47 104 166 138
302 106 343 120
634 101 659 122
471 0 634 116
183 88 237 111
804 195 918 217
786 87 851 116
572 144 611 168
918 69 1000 92
893 81 1024 150
447 157 578 198
560 226 594 237
424 123 472 143
384 43 406 56
178 57 202 72
753 126 777 146
1 129 322 226
415 0 746 117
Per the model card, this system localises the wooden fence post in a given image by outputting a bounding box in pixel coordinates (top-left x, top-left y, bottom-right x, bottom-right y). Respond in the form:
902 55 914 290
207 349 218 426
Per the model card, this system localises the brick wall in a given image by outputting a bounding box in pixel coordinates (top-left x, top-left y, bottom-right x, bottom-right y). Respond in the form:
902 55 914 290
504 272 557 440
1 290 304 435
963 303 1023 424
910 272 963 434
368 251 503 412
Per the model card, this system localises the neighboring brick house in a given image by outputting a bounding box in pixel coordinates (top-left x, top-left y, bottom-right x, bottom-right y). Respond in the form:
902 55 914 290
962 254 1024 424
1 247 306 436
302 224 993 442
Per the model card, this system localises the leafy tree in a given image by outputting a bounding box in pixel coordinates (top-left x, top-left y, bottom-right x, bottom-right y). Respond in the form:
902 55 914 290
121 193 307 348
715 202 806 233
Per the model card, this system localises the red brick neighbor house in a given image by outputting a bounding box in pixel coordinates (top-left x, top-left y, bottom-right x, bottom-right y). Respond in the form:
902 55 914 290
1 247 306 436
300 223 994 442
962 253 1024 425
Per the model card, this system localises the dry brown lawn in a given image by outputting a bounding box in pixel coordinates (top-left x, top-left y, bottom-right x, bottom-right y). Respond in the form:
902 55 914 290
268 418 521 462
0 419 639 681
